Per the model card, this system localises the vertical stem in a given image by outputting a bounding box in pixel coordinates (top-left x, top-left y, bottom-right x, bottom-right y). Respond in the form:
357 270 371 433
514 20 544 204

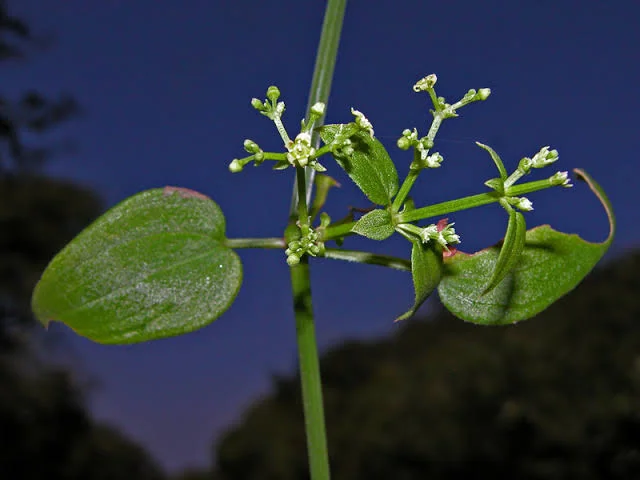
290 258 330 480
290 0 348 212
287 1 348 479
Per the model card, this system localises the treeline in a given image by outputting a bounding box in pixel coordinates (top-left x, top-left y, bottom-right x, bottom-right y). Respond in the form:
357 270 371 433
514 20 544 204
211 248 640 479
0 2 170 478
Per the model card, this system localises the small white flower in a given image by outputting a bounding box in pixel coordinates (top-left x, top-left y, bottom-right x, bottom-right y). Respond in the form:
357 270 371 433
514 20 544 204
424 152 443 168
413 74 437 92
287 132 315 167
510 196 534 211
419 224 439 244
531 146 559 168
351 108 374 138
550 171 573 188
419 223 460 248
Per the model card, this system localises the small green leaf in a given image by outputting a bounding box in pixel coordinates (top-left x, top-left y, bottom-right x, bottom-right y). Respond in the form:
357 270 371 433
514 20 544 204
352 209 395 240
320 124 399 205
438 169 614 325
32 187 243 344
395 241 443 322
482 207 526 295
484 177 505 195
477 142 508 180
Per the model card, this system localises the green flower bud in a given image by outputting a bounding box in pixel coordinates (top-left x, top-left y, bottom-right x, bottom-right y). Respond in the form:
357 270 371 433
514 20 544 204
476 88 491 101
518 157 533 173
251 98 265 111
243 139 260 153
420 137 434 150
266 86 280 103
229 159 243 173
287 254 300 266
397 136 412 150
311 102 325 116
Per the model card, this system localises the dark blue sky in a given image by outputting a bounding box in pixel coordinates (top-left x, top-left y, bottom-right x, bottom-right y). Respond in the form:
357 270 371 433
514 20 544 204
8 0 640 473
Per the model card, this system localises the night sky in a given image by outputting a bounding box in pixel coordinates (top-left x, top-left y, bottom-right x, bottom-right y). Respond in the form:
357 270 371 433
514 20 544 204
7 0 640 473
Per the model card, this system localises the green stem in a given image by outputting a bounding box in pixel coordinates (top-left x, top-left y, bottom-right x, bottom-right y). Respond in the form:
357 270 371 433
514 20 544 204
398 191 501 223
321 178 560 241
290 258 328 480
324 248 411 271
391 113 444 212
224 237 285 249
287 1 347 479
296 166 310 225
290 0 347 213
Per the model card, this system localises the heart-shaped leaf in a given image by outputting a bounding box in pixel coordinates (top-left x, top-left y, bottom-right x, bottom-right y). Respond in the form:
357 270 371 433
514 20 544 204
352 209 395 240
482 207 526 295
395 241 443 322
319 124 398 206
32 187 242 344
438 169 614 325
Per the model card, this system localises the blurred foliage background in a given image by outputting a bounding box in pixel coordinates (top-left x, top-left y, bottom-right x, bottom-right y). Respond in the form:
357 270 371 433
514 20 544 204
211 249 640 479
2 0 638 478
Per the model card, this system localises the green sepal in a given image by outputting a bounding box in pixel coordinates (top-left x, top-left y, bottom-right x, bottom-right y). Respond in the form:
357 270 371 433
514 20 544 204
477 142 508 181
319 124 399 206
482 207 527 295
351 209 395 240
438 169 615 325
31 187 243 344
395 241 443 322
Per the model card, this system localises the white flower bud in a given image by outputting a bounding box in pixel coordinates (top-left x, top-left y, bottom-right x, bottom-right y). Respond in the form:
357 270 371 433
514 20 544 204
351 108 375 137
550 171 573 188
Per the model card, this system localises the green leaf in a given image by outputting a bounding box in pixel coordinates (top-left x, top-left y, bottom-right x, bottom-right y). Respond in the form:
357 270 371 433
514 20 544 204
31 187 242 344
482 207 526 295
477 142 508 181
319 124 398 205
395 241 443 322
438 169 615 325
352 209 395 240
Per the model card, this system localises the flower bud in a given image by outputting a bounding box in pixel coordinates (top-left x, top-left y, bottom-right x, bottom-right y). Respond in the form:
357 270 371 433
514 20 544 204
509 196 534 211
413 74 437 92
243 139 260 153
251 98 265 111
550 171 573 188
286 254 300 266
476 88 491 101
266 86 280 103
311 102 325 116
229 159 243 173
397 136 412 150
531 146 559 168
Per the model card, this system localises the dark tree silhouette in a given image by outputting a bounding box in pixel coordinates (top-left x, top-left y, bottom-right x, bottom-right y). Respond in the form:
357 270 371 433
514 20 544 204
0 3 169 478
214 250 640 480
0 1 98 347
0 0 78 172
